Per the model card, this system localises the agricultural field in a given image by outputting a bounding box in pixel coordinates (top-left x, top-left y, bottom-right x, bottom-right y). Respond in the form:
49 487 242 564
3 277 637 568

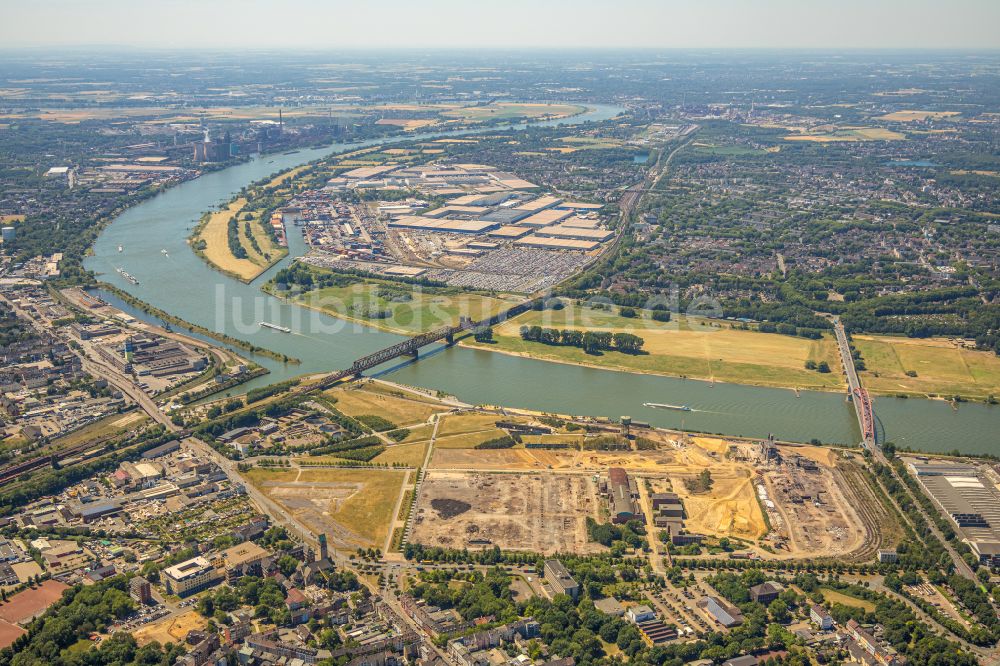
244 467 406 551
294 282 521 334
854 335 1000 399
465 305 844 390
553 136 624 152
690 142 768 157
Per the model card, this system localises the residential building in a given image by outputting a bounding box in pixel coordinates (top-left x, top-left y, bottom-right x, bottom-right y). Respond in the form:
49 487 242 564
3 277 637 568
810 605 833 630
129 576 153 605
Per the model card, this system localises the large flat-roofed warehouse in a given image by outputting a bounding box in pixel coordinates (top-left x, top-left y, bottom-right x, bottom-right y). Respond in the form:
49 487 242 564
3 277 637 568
388 216 499 234
560 215 601 228
534 225 614 242
515 209 573 228
903 457 1000 567
514 236 600 251
488 225 533 239
480 208 531 224
557 201 604 212
907 460 979 477
515 195 562 213
423 205 490 219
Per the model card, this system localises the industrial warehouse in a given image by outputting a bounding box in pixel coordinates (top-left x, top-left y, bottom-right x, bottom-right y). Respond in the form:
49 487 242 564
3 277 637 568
905 457 1000 567
293 161 617 293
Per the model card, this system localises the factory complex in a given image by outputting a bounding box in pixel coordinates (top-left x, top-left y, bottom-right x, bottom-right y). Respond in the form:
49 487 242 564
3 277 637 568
905 457 1000 567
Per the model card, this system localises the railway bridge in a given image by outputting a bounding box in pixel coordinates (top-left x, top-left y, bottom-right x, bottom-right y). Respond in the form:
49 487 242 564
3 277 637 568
316 298 539 389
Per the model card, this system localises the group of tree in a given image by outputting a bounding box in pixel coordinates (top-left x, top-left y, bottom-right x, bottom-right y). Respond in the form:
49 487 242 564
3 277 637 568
519 326 644 354
585 517 645 553
0 577 183 666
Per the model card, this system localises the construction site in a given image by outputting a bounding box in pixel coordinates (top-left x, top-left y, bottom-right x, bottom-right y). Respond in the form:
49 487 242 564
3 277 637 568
409 470 605 555
413 427 884 560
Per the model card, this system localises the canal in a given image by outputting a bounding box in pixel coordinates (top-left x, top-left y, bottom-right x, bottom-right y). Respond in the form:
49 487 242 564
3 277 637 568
84 106 1000 454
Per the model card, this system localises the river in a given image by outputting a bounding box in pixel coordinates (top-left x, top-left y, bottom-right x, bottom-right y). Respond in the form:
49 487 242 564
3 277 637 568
84 105 1000 454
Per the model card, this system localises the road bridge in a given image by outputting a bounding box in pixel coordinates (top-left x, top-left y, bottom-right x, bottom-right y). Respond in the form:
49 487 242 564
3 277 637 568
832 316 876 449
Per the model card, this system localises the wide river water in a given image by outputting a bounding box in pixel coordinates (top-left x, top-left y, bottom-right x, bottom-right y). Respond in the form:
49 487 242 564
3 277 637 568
85 105 999 454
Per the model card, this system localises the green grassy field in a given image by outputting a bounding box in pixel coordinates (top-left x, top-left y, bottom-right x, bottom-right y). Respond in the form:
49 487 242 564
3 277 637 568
372 441 429 467
326 384 449 426
294 282 520 335
466 304 844 390
433 430 509 449
819 588 876 612
854 335 1000 399
245 467 405 549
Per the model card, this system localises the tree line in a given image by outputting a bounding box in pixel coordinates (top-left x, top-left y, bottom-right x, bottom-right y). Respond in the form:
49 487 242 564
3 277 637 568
519 326 644 354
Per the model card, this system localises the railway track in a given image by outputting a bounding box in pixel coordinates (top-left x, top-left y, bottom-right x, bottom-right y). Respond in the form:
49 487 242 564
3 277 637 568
839 463 892 563
0 436 112 486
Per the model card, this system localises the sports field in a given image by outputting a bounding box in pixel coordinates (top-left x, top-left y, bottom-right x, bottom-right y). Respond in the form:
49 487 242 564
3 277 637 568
294 282 520 334
465 305 844 390
854 335 1000 399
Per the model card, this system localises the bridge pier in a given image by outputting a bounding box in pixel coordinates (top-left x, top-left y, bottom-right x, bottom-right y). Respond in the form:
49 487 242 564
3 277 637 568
445 332 455 345
406 349 419 359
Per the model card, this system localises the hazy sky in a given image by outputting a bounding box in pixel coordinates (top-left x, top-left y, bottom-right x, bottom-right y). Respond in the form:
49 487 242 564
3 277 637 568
3 0 1000 50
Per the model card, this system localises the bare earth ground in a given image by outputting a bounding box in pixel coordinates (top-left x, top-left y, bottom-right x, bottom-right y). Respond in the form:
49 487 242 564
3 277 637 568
133 611 207 647
410 470 604 555
422 436 869 556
